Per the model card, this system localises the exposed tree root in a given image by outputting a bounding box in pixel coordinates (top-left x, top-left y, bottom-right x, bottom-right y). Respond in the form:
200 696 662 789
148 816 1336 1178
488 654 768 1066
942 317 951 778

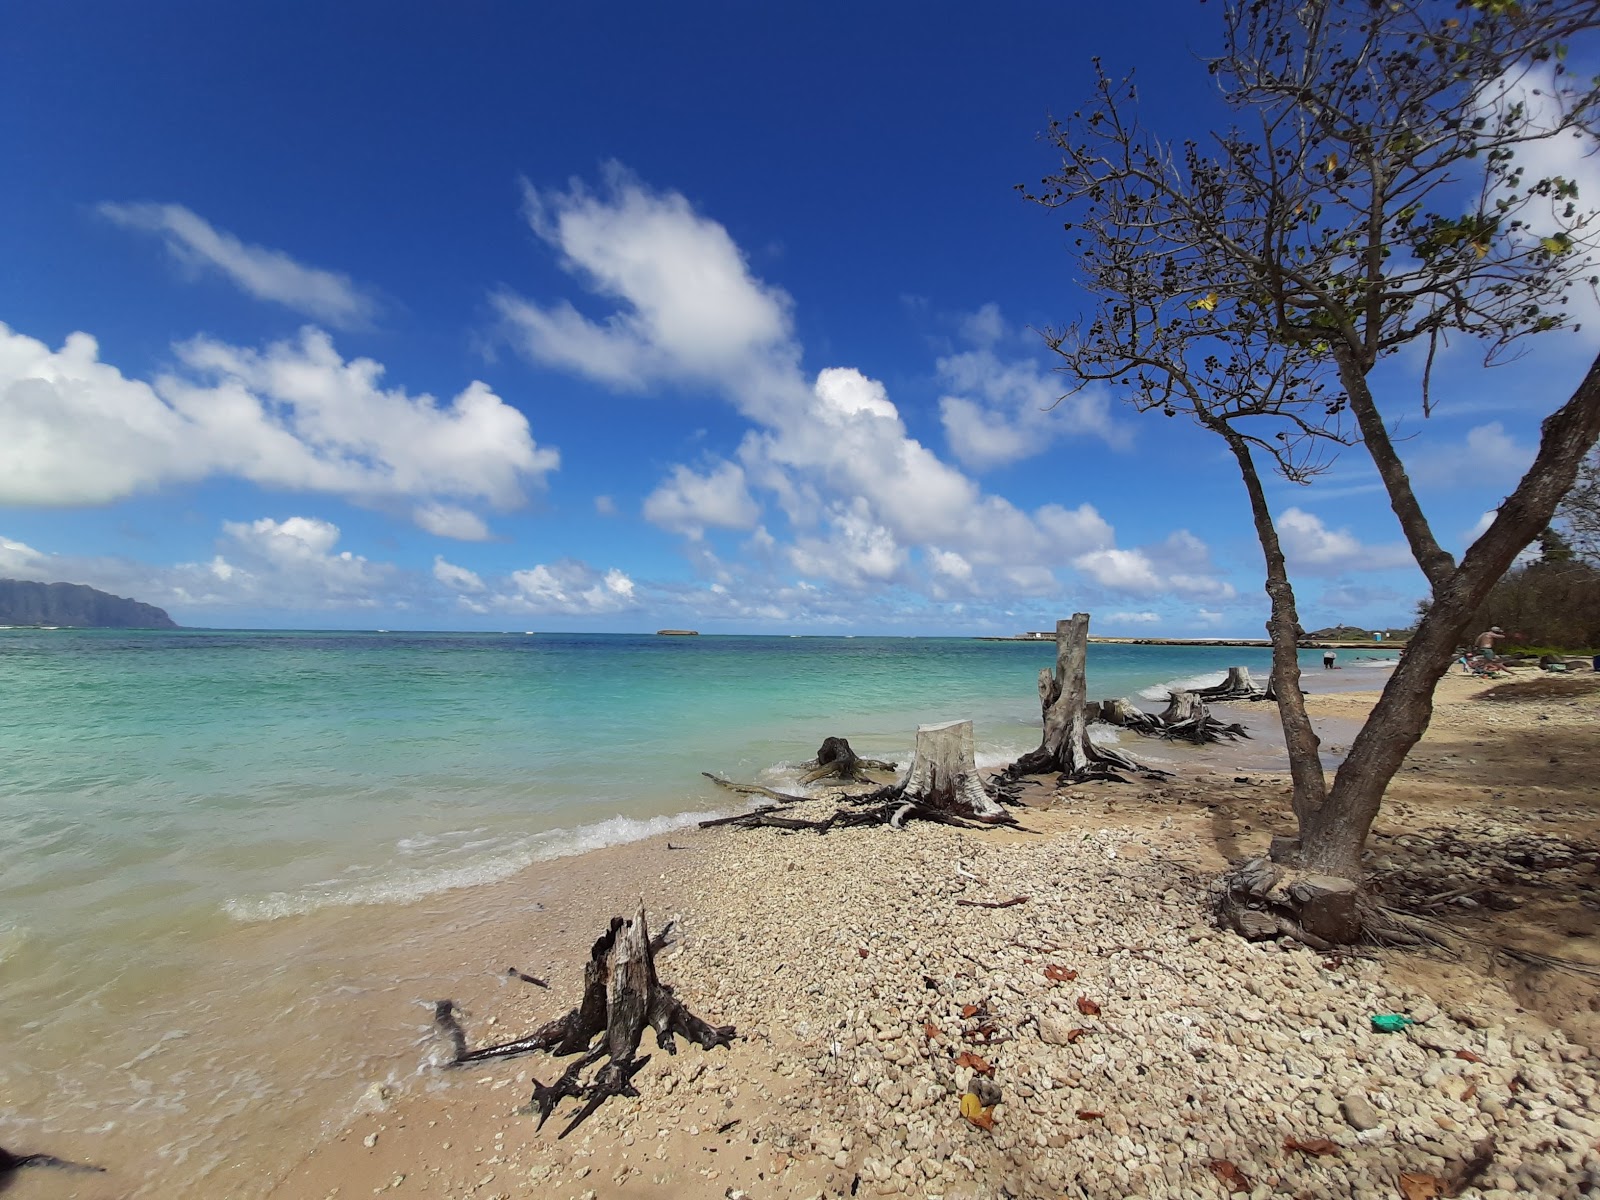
701 796 989 834
701 772 810 804
1087 691 1249 746
432 905 732 1138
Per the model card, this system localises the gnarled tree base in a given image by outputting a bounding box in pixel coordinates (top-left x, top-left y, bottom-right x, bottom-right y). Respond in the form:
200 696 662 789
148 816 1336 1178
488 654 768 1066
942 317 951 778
1089 692 1250 746
432 904 733 1138
705 724 1017 832
799 736 897 784
1218 856 1450 950
1218 857 1360 949
1158 691 1250 745
1188 666 1265 702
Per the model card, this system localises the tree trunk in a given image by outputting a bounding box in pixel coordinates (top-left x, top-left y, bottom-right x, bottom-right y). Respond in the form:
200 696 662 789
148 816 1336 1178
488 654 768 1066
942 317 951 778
902 719 1006 821
432 904 733 1138
1298 350 1600 881
1206 422 1328 830
1009 614 1149 780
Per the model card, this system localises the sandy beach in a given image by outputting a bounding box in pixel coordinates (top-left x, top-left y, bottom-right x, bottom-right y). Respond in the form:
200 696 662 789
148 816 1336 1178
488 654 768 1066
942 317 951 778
18 667 1598 1200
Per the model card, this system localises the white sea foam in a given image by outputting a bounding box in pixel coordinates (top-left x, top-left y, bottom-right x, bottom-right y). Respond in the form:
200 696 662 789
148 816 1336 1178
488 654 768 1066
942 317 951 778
223 808 723 922
1138 671 1227 701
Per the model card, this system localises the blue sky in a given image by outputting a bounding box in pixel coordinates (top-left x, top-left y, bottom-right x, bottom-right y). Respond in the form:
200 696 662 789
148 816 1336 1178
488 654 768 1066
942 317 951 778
1 2 1591 634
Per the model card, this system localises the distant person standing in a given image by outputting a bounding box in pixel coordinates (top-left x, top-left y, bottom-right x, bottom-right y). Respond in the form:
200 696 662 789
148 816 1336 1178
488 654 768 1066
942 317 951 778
1475 626 1507 661
1323 649 1337 670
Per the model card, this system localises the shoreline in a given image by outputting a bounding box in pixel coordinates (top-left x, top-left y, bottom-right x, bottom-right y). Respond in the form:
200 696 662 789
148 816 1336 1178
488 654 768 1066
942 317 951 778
979 635 1402 650
13 660 1597 1200
256 669 1598 1200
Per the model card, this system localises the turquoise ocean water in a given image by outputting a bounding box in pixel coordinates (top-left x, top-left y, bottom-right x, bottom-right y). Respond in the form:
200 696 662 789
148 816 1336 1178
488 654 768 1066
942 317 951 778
0 629 1394 1193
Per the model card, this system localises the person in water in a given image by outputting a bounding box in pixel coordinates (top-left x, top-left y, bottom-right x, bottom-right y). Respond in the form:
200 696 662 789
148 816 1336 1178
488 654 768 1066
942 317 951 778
1323 649 1337 670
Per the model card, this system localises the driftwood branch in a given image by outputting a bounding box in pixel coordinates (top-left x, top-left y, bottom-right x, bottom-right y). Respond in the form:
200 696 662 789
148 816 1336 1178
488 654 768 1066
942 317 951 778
701 773 810 804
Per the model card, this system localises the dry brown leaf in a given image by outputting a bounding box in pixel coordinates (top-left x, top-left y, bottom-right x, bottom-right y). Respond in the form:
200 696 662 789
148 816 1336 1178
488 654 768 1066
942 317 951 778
1454 1049 1484 1064
1461 1081 1478 1101
923 1021 940 1040
857 947 869 959
1075 1110 1103 1121
955 1051 994 1078
959 1091 995 1131
1044 965 1078 983
1076 996 1101 1016
1208 1159 1251 1193
1283 1136 1340 1157
1398 1171 1443 1200
1065 1027 1088 1044
960 1003 981 1018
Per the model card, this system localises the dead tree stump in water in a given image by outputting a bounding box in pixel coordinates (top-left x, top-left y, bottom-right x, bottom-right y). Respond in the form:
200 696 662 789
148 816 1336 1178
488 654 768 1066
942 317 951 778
431 903 733 1138
1095 697 1164 736
800 736 897 784
1191 666 1263 702
1006 614 1154 782
1158 691 1250 745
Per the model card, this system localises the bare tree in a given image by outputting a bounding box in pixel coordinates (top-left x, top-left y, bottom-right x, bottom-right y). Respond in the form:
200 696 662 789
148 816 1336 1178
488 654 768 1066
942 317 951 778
1027 0 1600 905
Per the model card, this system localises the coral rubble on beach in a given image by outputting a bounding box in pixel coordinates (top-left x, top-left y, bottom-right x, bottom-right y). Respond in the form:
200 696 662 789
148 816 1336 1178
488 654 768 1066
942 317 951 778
275 672 1599 1200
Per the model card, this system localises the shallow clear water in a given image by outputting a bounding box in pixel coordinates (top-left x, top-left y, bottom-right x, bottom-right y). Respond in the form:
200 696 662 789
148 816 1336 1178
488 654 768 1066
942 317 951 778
0 628 1396 1193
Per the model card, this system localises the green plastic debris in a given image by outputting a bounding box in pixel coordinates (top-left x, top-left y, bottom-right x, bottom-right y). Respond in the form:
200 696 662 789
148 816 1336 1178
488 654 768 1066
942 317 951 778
1371 1014 1416 1033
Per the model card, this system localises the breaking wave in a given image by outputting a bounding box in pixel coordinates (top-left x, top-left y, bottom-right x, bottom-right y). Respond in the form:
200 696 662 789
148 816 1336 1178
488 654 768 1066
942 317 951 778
223 808 722 922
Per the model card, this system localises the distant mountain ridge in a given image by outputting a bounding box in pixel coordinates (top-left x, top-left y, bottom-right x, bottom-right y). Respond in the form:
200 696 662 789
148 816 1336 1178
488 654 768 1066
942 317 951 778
0 579 179 629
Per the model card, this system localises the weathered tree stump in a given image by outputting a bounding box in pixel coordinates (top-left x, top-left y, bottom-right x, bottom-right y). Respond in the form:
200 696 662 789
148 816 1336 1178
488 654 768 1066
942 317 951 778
1006 614 1157 782
1094 697 1164 735
800 736 896 784
1190 666 1263 702
432 904 733 1138
703 724 1015 834
1157 691 1250 745
902 719 1008 822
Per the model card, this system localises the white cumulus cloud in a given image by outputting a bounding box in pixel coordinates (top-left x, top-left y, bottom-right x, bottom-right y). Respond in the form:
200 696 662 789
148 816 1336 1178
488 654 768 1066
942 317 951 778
100 202 379 327
498 560 640 615
498 169 1208 604
433 556 486 593
937 336 1128 471
0 322 558 538
643 461 761 536
1278 507 1412 573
